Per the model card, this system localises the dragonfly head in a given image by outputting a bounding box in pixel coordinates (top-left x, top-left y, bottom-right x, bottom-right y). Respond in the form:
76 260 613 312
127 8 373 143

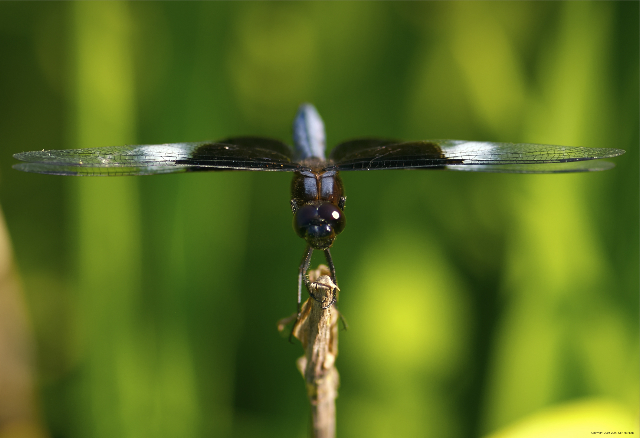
293 202 346 250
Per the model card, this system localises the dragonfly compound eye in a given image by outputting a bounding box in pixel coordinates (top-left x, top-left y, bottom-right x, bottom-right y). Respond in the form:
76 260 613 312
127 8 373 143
317 203 346 235
293 203 346 249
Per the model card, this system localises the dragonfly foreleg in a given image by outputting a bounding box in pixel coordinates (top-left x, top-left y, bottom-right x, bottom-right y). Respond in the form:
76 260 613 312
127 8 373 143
322 248 338 309
298 245 314 318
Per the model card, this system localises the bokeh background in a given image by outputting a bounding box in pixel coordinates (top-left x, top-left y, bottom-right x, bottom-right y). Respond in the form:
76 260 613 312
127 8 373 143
0 2 637 438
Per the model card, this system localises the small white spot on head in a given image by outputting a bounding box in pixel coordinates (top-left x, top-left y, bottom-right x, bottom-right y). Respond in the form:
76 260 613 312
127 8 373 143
332 211 340 219
224 146 229 150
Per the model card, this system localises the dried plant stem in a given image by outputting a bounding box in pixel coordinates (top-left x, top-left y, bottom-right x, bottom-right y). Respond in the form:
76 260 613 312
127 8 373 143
279 265 339 438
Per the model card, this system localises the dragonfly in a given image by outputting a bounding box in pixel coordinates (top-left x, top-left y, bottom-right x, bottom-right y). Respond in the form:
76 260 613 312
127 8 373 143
13 103 625 314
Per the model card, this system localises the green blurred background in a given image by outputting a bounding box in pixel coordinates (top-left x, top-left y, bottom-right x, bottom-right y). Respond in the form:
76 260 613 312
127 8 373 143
0 2 637 437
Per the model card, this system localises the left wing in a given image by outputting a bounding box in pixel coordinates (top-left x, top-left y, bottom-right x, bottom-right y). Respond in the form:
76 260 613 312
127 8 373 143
13 137 301 176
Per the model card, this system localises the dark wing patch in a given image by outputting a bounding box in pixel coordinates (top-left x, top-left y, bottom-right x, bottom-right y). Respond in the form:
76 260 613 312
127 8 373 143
331 139 451 170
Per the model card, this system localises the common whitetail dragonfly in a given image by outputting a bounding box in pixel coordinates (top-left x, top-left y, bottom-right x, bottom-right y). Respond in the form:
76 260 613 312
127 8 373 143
13 104 625 313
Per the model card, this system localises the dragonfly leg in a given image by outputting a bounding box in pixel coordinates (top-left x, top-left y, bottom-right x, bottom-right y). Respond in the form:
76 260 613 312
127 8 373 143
322 248 338 309
297 245 314 318
296 246 338 318
290 245 314 343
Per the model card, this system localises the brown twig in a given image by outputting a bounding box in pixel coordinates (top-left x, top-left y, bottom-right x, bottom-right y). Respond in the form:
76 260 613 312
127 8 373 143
278 265 339 438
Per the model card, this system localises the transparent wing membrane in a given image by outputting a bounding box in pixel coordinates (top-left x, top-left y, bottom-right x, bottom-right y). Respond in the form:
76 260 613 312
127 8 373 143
13 138 300 176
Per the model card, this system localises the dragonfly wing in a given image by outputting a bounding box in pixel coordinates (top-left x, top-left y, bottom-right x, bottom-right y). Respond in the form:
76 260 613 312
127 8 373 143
330 139 625 173
13 137 300 176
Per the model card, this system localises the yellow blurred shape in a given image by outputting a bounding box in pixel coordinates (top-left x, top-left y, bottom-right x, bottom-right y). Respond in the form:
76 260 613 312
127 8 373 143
73 2 136 145
485 398 638 438
353 229 469 378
